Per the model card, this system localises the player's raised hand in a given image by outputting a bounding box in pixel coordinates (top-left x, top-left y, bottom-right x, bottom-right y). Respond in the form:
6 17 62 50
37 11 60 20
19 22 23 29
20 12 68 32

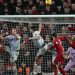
0 35 3 40
39 23 42 32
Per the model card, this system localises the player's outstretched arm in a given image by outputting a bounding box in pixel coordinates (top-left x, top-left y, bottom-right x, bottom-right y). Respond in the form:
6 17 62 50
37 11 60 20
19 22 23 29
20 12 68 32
0 35 6 40
38 23 42 32
66 37 72 45
29 37 34 40
0 35 3 40
29 36 40 40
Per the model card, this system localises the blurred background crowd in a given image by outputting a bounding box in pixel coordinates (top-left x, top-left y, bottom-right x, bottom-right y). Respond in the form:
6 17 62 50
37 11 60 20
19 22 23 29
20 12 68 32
0 21 75 75
0 0 75 15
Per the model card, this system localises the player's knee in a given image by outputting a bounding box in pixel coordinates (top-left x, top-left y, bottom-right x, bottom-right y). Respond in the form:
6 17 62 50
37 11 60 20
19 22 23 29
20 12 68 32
12 65 17 72
58 64 62 69
35 55 43 61
57 62 61 66
35 56 43 65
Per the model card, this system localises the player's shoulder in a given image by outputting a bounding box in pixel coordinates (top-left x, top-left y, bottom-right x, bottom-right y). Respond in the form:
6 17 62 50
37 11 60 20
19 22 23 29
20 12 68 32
17 34 21 39
67 47 74 53
55 37 60 41
6 35 12 38
53 37 58 41
17 34 21 37
53 38 59 44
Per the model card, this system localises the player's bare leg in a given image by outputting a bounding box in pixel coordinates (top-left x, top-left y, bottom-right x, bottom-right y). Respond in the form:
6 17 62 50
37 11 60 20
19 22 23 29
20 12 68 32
11 62 17 75
10 56 18 75
33 56 43 75
35 56 43 65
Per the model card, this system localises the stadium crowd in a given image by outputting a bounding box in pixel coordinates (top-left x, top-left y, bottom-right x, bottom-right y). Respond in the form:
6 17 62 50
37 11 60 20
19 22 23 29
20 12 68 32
0 0 75 15
0 21 75 75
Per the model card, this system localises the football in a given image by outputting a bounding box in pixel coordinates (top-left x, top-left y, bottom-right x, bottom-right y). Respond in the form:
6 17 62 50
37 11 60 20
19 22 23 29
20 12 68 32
45 0 52 5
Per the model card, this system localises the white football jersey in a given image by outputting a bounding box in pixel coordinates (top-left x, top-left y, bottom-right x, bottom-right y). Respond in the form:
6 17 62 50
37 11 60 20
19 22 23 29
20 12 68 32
33 31 44 48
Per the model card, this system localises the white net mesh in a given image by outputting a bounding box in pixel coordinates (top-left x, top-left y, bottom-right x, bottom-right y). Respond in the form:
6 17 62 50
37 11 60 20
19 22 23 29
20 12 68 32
0 15 75 24
0 15 75 75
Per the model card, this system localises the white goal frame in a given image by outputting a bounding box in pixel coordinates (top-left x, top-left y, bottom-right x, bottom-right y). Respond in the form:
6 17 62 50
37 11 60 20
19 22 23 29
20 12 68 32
0 15 75 24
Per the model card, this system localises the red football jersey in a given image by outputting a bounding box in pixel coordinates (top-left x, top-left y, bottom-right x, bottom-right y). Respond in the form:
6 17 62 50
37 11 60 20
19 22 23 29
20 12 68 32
68 27 75 31
70 41 75 49
53 36 65 54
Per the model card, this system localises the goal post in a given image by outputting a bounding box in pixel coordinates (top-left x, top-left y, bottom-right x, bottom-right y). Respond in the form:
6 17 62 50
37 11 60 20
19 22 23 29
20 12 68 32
0 15 75 24
0 15 75 75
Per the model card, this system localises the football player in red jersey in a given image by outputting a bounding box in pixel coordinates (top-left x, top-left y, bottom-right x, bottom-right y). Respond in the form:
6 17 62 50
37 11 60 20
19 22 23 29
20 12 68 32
66 25 75 49
51 31 67 75
66 35 75 49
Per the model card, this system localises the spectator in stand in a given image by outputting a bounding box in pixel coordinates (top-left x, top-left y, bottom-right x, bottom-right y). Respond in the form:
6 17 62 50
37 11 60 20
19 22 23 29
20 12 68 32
38 0 45 13
44 5 51 14
56 6 62 14
4 7 9 15
67 0 71 7
69 4 75 14
68 25 75 31
23 8 28 15
16 0 22 7
28 0 34 8
0 0 75 14
8 0 16 15
28 8 32 15
15 6 22 15
32 6 39 15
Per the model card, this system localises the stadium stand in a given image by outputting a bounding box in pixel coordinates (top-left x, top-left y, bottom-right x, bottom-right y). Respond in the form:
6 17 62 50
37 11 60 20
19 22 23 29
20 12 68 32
0 0 75 15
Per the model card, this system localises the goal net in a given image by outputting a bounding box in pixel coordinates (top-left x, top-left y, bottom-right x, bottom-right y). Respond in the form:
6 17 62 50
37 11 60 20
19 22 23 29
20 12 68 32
0 15 75 24
0 15 75 75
